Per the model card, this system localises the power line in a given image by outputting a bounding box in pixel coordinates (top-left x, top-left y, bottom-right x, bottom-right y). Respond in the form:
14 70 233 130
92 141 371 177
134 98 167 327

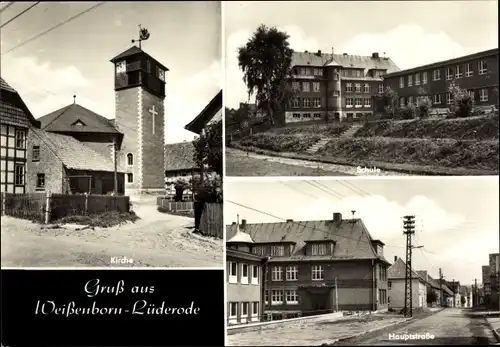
0 1 39 29
226 199 407 249
0 2 15 13
339 180 370 197
1 2 106 55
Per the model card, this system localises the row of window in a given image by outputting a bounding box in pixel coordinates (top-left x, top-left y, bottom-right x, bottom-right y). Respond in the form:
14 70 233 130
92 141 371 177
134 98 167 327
291 97 322 108
345 83 382 93
346 97 372 108
292 81 321 93
291 113 323 120
398 60 488 88
399 88 489 106
228 301 259 319
228 262 260 285
270 265 324 281
295 67 324 77
379 289 388 305
264 289 299 305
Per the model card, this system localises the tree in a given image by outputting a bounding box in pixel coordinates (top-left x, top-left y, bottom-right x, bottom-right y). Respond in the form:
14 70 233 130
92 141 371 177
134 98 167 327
173 179 190 202
416 96 433 118
448 81 474 118
193 119 222 176
190 173 222 203
237 24 294 125
376 86 399 118
427 290 438 304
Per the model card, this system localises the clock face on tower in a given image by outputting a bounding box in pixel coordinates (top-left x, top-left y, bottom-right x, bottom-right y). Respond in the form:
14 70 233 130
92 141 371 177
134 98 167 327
116 60 126 74
158 68 165 82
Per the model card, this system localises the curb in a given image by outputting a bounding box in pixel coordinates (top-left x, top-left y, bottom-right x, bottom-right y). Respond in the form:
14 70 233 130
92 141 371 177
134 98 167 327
319 317 414 346
228 145 497 177
484 316 500 343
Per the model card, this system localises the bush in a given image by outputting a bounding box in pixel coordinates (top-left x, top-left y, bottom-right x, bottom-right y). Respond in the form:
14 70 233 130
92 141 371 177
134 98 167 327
54 211 139 228
240 133 321 152
271 123 350 136
317 137 499 171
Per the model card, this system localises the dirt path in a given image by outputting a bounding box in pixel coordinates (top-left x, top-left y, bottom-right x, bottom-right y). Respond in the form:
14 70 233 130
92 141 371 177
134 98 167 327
226 148 409 177
1 198 223 268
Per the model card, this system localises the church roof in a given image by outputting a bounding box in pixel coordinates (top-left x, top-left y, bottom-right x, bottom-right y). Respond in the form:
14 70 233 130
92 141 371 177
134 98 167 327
164 141 198 172
110 46 169 71
31 128 124 173
37 103 120 134
185 90 222 134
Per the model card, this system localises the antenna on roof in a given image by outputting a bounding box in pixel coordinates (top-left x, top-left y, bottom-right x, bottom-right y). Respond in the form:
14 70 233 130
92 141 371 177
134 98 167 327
351 210 356 218
73 94 76 104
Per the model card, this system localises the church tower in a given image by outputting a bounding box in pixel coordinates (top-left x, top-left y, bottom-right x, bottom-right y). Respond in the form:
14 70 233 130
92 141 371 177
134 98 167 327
110 45 168 195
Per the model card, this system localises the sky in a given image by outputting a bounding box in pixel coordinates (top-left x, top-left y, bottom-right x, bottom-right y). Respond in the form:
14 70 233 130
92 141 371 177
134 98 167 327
0 1 221 144
225 178 499 286
224 0 499 109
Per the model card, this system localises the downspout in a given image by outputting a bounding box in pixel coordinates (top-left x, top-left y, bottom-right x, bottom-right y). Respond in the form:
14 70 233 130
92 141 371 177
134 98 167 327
261 257 270 321
372 259 376 311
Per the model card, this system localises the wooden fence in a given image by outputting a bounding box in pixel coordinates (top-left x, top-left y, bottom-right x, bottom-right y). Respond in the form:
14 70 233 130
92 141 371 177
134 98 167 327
1 192 130 223
199 203 223 239
157 197 194 212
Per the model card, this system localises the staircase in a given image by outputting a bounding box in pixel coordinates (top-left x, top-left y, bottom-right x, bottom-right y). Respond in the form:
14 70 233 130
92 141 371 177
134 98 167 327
339 123 363 138
306 137 330 154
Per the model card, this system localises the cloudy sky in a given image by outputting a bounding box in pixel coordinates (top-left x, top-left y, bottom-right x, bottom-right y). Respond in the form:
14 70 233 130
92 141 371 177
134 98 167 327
1 1 221 143
224 0 499 109
225 178 499 285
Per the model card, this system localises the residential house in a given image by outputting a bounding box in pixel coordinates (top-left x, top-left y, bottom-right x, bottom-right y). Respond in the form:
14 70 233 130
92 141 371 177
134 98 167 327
387 257 428 310
483 265 492 296
383 48 498 113
437 279 455 307
225 212 391 318
459 285 474 308
417 270 442 307
283 50 400 124
185 90 223 135
227 225 267 325
26 128 125 194
0 77 41 193
447 280 462 307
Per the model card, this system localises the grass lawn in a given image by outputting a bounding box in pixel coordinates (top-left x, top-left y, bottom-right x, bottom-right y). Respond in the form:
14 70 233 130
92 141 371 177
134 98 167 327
226 150 343 176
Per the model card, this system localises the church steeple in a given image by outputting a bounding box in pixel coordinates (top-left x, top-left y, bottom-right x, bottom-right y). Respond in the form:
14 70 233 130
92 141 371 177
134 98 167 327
110 27 169 99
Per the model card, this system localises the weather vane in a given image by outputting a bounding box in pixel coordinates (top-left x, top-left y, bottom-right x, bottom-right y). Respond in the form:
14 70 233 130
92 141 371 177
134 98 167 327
131 24 150 49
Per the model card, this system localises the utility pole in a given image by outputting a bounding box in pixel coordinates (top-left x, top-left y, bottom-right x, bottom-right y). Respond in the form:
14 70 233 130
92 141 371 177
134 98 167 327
113 138 118 195
439 268 443 307
403 215 416 318
452 278 456 307
497 254 500 312
474 278 478 307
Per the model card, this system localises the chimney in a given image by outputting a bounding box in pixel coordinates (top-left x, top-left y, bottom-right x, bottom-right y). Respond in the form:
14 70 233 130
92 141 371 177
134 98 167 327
343 53 348 56
231 222 236 225
317 50 322 56
372 52 379 59
394 256 397 262
333 213 342 223
241 219 247 229
304 50 308 53
286 219 293 222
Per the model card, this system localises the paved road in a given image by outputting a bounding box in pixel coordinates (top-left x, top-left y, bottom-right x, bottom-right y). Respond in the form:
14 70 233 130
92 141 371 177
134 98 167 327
335 308 497 345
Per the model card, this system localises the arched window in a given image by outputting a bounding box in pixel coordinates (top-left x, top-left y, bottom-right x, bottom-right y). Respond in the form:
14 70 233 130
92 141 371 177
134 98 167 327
127 153 133 166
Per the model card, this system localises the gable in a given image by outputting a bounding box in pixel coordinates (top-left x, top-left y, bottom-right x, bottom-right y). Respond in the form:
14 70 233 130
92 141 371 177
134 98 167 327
185 90 222 134
0 77 41 128
38 104 120 134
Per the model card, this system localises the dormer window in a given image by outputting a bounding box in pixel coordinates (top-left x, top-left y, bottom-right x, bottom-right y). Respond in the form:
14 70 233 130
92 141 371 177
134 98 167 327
311 243 327 255
157 67 165 82
270 245 285 256
72 120 86 126
116 60 126 74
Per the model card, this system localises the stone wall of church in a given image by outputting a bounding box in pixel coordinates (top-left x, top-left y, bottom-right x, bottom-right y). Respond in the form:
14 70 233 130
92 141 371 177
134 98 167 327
140 89 165 190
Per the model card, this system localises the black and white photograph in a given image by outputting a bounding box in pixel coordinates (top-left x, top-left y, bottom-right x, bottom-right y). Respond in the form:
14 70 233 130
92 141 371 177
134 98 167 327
225 178 499 346
0 1 223 267
224 1 499 177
